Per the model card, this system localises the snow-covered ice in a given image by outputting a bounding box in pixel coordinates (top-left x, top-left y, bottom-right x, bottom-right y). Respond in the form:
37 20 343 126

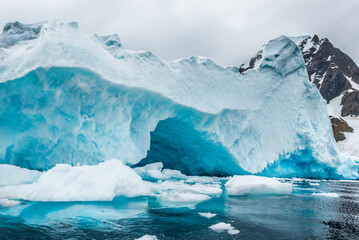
0 159 151 201
225 175 292 196
134 162 186 181
0 164 42 186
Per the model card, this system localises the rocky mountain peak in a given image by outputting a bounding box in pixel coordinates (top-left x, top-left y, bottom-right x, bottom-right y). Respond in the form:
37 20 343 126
240 34 359 142
297 34 359 103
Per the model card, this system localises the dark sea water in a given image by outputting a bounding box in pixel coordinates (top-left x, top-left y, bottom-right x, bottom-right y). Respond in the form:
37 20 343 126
0 179 358 240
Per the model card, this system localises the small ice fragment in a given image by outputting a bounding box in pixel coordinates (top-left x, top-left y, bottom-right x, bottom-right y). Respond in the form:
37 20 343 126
209 222 239 235
0 199 20 207
135 235 158 240
199 212 216 218
312 192 339 198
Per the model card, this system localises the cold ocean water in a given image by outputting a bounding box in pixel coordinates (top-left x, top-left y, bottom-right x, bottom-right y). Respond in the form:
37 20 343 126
0 179 358 240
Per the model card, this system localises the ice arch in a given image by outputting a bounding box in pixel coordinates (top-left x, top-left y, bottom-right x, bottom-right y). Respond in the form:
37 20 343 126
0 66 245 175
135 117 247 176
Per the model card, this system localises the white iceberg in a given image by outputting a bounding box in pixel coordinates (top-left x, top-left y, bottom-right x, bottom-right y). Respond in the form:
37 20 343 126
0 159 151 201
225 175 292 196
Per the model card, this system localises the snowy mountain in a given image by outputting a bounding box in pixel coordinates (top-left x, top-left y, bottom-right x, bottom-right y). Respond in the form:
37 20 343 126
0 21 358 179
240 34 359 158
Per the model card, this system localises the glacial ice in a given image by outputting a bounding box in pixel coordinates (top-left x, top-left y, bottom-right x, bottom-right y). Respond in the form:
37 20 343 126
225 175 292 196
0 159 224 204
0 159 152 201
134 162 186 181
0 164 41 186
0 20 358 179
0 199 20 207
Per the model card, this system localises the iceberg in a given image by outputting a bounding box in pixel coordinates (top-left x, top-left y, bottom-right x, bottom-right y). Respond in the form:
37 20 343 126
225 175 292 196
0 20 358 179
0 159 151 201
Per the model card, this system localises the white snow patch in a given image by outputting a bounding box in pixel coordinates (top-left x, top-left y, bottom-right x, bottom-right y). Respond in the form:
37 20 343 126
345 75 359 90
337 117 359 157
199 212 217 218
327 94 343 117
225 175 292 196
209 222 239 235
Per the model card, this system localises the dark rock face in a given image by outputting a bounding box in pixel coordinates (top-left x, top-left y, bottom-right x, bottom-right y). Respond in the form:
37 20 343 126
239 49 263 74
297 35 359 103
330 116 354 142
341 91 359 117
319 68 351 102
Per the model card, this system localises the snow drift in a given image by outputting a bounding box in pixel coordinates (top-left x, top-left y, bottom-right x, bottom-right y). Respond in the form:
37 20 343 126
0 20 358 179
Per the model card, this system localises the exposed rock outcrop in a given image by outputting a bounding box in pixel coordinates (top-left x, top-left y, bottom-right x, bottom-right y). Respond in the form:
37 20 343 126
330 116 353 142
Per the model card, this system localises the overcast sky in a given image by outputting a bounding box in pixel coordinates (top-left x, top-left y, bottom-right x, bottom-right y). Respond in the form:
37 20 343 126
0 0 358 66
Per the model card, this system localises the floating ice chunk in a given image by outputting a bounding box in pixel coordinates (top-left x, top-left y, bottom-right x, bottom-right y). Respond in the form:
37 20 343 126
225 175 292 196
0 199 20 207
157 191 210 208
134 162 186 181
135 235 158 240
148 178 221 208
312 192 340 198
209 222 239 235
158 192 210 202
309 182 320 187
0 159 151 201
134 162 165 181
149 180 222 195
199 212 216 218
0 164 42 186
162 169 187 180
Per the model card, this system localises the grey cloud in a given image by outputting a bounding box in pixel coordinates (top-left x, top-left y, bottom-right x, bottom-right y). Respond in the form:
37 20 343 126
0 0 358 66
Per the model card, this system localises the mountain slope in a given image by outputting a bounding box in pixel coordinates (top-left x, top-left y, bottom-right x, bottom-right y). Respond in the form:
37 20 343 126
240 35 359 154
